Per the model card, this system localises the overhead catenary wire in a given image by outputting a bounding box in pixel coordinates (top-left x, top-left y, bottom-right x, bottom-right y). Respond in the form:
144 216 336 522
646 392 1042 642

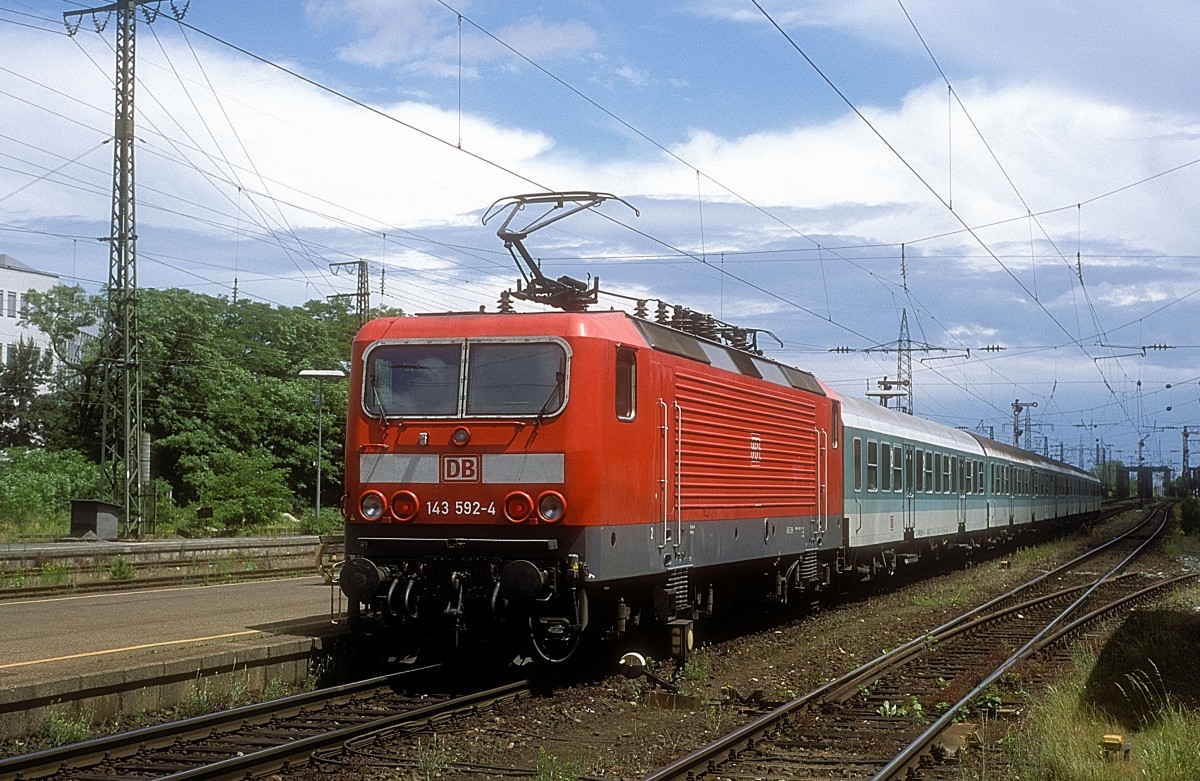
4 6 1195 455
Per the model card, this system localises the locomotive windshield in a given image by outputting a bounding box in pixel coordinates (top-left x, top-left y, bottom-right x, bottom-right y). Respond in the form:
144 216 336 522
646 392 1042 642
364 339 568 418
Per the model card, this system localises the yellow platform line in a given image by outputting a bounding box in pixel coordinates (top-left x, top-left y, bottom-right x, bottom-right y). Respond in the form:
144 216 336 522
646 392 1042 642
0 630 260 670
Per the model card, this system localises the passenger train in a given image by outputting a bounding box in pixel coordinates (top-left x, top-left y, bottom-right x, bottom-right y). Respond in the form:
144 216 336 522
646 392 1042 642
337 306 1101 662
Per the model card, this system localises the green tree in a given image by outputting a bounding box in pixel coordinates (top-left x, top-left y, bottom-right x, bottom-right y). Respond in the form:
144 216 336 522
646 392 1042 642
11 283 398 533
20 286 104 454
20 286 102 370
0 339 53 447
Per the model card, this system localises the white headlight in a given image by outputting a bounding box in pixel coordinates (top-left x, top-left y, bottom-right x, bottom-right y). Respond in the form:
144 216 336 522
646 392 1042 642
360 491 386 520
537 491 566 522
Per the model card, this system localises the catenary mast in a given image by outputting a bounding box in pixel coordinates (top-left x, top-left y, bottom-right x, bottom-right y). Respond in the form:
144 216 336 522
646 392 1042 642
65 0 190 536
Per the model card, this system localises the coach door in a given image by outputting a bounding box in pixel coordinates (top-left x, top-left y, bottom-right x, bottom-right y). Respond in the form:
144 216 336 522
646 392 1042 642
903 444 916 533
956 456 967 533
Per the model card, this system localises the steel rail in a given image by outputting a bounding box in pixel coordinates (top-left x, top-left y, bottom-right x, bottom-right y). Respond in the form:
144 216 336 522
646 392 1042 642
0 665 441 781
155 679 532 781
869 505 1172 780
639 505 1167 781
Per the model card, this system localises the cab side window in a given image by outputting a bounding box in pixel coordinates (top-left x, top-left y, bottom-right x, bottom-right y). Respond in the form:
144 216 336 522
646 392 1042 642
616 348 637 421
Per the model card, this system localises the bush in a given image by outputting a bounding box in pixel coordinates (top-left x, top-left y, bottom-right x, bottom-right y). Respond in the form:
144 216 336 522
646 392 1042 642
0 448 104 528
1179 497 1200 535
181 448 293 531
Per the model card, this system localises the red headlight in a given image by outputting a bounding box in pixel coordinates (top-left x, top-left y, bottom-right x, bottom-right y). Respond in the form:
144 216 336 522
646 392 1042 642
390 490 419 522
504 491 534 523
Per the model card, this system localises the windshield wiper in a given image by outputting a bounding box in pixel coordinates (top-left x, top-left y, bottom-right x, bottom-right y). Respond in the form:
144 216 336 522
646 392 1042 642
535 372 565 426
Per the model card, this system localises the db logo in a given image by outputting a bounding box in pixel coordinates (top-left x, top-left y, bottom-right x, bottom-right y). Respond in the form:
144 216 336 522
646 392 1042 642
441 455 480 483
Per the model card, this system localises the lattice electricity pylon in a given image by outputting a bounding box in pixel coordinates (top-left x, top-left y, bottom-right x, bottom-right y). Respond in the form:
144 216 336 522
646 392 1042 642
329 260 370 328
840 309 964 415
65 0 190 536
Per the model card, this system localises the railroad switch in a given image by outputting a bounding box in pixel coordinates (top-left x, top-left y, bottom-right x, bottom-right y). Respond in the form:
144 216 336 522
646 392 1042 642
1101 734 1131 761
619 652 679 693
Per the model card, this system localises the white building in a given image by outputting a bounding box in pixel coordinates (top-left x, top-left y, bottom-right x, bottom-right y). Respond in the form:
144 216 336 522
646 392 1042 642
0 254 58 365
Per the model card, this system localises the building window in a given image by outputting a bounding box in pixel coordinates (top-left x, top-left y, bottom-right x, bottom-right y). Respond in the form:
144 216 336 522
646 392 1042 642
6 291 16 318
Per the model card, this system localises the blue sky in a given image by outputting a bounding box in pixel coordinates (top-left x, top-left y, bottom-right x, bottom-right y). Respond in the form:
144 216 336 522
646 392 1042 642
3 1 1200 471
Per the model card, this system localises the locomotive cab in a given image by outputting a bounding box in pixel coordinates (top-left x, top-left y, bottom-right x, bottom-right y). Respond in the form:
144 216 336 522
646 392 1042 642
340 314 633 662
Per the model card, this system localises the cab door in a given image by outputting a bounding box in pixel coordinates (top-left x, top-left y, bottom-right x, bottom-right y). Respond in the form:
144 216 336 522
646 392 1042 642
656 366 681 553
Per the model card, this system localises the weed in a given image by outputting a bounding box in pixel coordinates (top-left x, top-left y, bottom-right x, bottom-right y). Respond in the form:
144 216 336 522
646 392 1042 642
108 557 135 581
703 701 726 732
39 561 71 586
42 706 95 746
676 649 712 695
876 700 903 718
413 733 454 780
975 689 1003 713
262 675 295 701
534 746 580 781
175 676 224 719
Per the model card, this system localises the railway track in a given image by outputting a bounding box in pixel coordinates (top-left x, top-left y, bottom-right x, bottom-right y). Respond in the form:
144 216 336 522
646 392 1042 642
640 505 1191 781
0 507 1172 780
0 665 530 781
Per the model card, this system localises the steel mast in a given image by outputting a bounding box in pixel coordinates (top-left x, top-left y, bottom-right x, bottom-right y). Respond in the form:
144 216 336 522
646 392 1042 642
65 0 189 536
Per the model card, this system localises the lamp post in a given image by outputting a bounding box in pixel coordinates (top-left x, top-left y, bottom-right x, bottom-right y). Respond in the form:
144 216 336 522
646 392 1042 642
299 369 346 522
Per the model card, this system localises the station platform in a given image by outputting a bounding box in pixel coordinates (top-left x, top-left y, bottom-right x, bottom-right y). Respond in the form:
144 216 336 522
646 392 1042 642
0 574 348 739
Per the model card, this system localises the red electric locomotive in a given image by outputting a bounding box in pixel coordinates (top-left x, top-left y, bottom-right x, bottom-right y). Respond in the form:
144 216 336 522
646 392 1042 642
338 307 845 661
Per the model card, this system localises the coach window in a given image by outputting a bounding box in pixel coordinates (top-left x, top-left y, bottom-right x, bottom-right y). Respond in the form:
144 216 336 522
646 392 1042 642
934 452 942 493
924 451 934 493
977 461 985 494
950 456 958 494
915 449 924 492
853 438 863 492
616 348 637 421
867 440 879 491
892 444 903 492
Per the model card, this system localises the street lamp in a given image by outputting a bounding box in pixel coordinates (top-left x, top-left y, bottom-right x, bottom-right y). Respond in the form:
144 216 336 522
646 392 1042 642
299 369 346 522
